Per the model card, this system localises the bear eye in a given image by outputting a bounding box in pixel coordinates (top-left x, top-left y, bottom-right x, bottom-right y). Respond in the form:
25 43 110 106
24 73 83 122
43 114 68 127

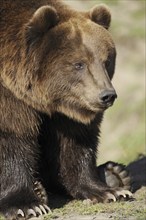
74 62 86 71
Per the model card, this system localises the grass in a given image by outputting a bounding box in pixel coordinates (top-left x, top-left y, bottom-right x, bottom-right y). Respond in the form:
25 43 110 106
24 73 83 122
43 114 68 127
0 187 146 220
42 187 146 220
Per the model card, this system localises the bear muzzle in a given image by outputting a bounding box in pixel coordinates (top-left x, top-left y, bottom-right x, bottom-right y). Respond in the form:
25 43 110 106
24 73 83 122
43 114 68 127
98 89 117 109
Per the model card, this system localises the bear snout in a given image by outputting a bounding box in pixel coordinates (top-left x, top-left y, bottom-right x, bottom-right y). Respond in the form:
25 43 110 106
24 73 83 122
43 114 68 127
99 89 117 108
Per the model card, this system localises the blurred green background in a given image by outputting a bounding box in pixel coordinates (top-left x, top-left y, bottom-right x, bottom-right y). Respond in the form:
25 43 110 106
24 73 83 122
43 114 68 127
66 0 145 165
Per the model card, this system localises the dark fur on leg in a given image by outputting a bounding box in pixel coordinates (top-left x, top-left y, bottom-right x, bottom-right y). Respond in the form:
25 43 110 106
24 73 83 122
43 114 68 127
0 133 50 219
39 113 133 204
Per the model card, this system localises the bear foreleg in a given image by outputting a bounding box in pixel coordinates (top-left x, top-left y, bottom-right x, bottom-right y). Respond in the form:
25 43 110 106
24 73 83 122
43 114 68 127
59 140 133 203
0 133 50 219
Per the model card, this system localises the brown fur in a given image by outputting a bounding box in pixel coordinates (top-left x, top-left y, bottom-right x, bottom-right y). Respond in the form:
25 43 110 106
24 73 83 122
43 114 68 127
1 0 116 124
0 1 125 219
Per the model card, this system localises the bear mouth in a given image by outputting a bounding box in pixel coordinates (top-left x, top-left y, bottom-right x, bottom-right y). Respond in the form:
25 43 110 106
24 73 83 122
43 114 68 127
98 102 114 110
55 98 114 124
89 99 115 112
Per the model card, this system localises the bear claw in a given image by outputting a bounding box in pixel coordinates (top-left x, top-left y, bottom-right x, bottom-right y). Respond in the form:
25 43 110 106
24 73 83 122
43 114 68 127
17 209 25 217
43 204 52 212
106 193 116 202
16 204 50 219
27 209 37 217
39 205 47 214
116 189 133 198
106 189 134 203
34 206 43 216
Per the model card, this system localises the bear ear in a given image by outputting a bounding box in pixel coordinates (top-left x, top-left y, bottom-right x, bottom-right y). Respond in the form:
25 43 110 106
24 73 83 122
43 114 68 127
25 6 59 45
89 4 111 29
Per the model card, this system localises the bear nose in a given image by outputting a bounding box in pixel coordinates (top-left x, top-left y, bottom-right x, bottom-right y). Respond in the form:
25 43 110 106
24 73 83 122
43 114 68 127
99 90 117 106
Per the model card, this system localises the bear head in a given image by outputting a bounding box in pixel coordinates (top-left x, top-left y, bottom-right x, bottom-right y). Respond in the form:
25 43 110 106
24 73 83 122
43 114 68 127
9 3 117 124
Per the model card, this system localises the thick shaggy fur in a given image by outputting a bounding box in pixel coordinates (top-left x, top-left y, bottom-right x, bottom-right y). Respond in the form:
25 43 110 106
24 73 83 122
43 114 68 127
0 0 131 218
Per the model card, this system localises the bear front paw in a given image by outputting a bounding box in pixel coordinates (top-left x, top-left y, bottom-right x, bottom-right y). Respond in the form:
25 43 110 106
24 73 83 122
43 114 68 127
83 188 133 204
17 204 51 218
75 186 134 204
2 204 51 220
0 182 50 220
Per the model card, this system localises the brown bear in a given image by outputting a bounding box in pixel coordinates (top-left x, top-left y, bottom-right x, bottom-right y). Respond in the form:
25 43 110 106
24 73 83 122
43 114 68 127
0 0 133 219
